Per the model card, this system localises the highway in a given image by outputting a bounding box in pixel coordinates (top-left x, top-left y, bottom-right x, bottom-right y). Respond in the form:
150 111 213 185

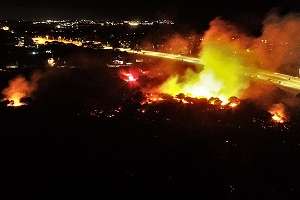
31 37 300 91
117 48 201 64
117 48 300 91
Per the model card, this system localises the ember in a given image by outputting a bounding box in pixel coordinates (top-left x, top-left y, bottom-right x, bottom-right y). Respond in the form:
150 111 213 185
269 103 288 123
141 92 241 109
119 69 140 87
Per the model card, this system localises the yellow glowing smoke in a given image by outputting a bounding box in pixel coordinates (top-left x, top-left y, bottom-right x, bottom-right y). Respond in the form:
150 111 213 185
159 40 249 103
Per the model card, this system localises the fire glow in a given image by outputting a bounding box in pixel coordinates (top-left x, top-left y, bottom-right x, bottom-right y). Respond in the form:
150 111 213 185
269 104 288 124
157 22 250 104
119 69 140 87
1 75 39 107
118 15 300 123
141 93 240 109
126 73 137 82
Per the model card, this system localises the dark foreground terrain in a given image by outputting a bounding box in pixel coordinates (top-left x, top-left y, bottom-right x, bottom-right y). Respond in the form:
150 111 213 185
0 48 300 199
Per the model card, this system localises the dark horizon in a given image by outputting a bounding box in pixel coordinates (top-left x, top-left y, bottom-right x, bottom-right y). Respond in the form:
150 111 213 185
1 0 300 22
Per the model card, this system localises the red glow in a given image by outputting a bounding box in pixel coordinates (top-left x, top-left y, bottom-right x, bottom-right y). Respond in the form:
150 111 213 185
119 69 141 87
126 73 137 82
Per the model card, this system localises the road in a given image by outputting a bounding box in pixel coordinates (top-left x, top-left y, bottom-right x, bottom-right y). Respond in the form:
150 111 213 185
117 48 300 91
31 37 300 91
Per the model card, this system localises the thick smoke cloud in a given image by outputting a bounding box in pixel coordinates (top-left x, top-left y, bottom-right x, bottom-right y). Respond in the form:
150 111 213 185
143 13 300 109
255 13 300 72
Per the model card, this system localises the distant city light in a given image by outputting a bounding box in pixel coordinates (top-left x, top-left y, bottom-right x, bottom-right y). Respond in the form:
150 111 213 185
32 36 83 47
47 58 55 67
2 26 9 31
6 65 19 69
128 21 140 26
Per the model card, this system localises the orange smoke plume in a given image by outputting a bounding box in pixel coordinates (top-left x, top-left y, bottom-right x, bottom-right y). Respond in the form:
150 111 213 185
2 74 40 107
162 34 190 55
254 13 300 72
143 13 300 111
203 13 300 73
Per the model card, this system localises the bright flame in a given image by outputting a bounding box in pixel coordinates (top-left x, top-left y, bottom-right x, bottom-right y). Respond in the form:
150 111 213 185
269 103 287 123
141 93 164 105
120 72 137 83
5 93 25 107
119 68 143 86
141 93 240 108
1 75 39 107
228 102 239 108
127 74 137 82
159 40 249 104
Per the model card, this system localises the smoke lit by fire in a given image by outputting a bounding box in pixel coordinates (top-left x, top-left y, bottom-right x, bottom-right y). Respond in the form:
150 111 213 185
137 13 300 121
1 74 40 107
150 20 251 104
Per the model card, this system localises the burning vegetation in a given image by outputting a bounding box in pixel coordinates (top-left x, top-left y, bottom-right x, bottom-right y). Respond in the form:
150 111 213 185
3 13 300 125
157 23 249 104
141 93 241 110
1 74 39 107
269 103 288 124
126 13 300 123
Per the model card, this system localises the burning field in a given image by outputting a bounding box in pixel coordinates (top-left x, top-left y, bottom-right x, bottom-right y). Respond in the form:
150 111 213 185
3 13 300 126
1 74 40 107
115 14 300 124
158 17 298 99
2 13 300 199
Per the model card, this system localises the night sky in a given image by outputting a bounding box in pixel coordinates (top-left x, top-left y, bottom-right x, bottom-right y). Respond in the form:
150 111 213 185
0 0 299 20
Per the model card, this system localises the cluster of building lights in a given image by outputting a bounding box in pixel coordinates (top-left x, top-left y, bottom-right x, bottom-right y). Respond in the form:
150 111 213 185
1 26 9 31
32 19 174 28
